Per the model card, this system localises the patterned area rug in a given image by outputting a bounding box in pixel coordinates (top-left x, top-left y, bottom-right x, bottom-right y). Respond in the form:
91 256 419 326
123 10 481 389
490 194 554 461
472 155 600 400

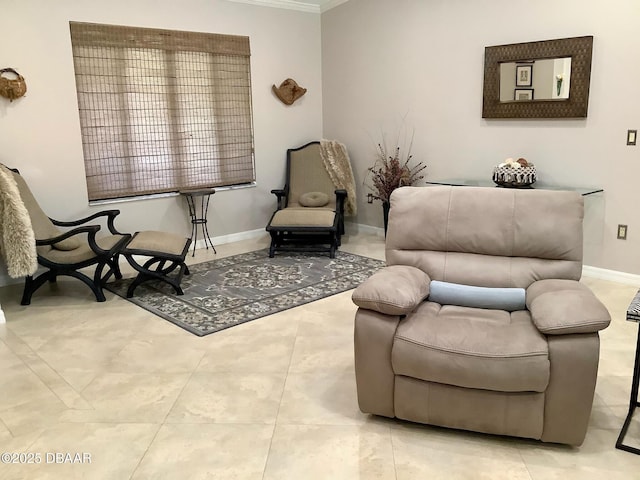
106 249 384 336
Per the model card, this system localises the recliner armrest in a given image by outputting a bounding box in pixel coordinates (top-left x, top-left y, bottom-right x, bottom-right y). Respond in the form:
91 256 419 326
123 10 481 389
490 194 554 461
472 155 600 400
270 188 288 210
526 279 611 335
335 189 347 213
352 265 430 315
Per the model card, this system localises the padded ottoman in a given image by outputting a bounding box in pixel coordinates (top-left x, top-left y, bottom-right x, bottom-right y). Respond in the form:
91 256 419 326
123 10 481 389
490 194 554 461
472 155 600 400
121 231 191 297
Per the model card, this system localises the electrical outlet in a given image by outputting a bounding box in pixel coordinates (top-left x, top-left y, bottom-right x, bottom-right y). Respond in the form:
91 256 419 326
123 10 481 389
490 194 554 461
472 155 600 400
617 224 628 240
367 193 374 204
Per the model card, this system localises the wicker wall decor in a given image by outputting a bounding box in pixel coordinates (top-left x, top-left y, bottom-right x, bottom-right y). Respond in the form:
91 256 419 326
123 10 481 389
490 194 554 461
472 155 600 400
482 36 593 119
272 78 307 105
0 68 27 101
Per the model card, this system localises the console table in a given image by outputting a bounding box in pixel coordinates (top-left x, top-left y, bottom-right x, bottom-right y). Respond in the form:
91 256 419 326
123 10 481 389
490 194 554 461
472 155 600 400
616 289 640 454
179 188 217 257
425 179 603 196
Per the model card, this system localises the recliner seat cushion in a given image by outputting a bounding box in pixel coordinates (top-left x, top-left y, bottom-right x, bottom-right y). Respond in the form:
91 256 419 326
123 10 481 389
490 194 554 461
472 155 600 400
268 209 336 228
392 301 550 392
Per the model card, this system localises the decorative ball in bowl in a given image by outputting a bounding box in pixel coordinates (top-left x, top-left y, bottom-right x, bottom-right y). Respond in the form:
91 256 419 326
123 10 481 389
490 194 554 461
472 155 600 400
492 158 537 188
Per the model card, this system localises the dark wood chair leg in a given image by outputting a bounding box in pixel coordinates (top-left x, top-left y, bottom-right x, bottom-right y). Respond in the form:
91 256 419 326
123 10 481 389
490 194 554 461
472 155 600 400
269 232 278 258
68 270 107 302
111 253 124 279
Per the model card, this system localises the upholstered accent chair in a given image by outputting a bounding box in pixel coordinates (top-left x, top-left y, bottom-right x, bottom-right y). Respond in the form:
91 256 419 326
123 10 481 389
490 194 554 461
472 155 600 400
9 168 130 305
266 141 348 258
352 186 610 446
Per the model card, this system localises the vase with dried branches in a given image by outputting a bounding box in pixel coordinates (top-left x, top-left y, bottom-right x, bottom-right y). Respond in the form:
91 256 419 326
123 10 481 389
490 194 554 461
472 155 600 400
365 137 426 234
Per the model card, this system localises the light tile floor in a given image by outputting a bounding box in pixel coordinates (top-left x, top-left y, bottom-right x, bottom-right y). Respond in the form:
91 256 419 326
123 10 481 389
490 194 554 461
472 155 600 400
1 232 640 479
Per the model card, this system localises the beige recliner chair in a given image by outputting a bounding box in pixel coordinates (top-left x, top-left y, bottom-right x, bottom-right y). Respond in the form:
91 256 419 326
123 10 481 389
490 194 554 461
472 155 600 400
352 186 610 446
266 141 353 258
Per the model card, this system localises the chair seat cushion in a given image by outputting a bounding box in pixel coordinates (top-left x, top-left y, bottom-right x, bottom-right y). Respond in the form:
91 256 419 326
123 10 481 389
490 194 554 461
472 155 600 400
39 234 127 264
391 302 549 392
124 230 189 257
268 208 336 228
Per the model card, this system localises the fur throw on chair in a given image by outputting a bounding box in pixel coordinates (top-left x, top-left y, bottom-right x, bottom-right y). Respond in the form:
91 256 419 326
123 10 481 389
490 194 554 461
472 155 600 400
0 164 37 278
320 140 357 216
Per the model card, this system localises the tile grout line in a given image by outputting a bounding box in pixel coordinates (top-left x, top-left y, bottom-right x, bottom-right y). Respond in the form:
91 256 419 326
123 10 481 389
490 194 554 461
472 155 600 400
0 415 13 439
389 425 398 480
126 422 163 480
516 445 536 480
2 328 93 410
261 324 300 480
128 348 207 479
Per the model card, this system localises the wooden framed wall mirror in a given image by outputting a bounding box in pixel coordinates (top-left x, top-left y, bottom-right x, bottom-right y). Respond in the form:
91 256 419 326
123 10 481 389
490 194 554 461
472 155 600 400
482 36 593 118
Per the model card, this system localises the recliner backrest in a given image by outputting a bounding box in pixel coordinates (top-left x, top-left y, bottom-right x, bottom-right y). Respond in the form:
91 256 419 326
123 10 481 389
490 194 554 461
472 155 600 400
287 142 336 208
385 186 584 288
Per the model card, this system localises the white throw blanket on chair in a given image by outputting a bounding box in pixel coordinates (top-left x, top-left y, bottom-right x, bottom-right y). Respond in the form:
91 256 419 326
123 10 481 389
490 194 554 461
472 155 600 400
0 164 37 278
319 139 357 216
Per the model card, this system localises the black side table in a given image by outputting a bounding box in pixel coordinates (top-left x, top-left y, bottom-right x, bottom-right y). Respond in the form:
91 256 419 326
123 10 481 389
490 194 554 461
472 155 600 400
179 188 217 257
616 288 640 454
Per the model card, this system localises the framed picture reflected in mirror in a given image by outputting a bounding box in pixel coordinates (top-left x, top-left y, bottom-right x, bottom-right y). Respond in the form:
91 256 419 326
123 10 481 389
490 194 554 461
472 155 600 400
514 88 534 101
515 64 533 87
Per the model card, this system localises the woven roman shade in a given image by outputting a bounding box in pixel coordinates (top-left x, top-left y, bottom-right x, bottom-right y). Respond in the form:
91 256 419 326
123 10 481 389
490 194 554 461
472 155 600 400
69 22 255 201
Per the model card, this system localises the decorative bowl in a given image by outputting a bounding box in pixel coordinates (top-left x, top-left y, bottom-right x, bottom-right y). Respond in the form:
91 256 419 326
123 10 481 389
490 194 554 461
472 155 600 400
492 165 537 188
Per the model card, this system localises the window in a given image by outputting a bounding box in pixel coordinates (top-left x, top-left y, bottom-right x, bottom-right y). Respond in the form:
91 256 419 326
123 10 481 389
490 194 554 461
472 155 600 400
69 22 255 202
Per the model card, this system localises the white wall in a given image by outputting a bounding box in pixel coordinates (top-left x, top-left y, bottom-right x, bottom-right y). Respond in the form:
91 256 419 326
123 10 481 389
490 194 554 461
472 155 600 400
0 0 322 284
3 0 640 279
322 0 640 274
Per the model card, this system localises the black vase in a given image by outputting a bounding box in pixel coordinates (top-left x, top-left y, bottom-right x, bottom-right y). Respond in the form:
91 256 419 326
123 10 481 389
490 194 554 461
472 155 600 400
382 201 390 236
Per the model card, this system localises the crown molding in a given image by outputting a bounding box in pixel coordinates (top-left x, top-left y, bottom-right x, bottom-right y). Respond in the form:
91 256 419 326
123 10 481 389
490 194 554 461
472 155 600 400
319 0 350 13
223 0 349 14
224 0 319 13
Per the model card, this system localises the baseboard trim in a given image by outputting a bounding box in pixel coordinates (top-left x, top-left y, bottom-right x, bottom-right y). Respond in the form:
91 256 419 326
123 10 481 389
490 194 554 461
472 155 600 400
582 265 640 286
346 222 385 237
192 228 267 250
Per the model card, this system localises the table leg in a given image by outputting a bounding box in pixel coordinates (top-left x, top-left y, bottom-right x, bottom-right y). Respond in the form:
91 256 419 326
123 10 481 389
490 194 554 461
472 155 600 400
201 193 217 254
185 194 198 257
184 193 216 257
616 324 640 454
